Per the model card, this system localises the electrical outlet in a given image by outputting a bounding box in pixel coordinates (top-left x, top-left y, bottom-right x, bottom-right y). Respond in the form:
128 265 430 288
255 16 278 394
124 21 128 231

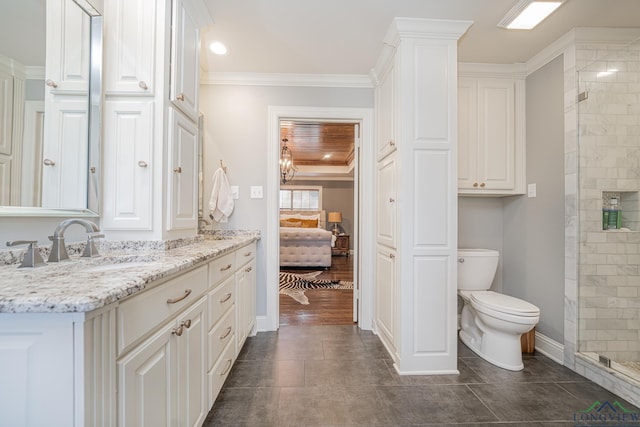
527 183 537 198
250 186 263 199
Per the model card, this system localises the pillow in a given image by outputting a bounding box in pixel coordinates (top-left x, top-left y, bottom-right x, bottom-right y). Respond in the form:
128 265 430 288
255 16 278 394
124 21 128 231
280 213 321 227
299 218 318 228
280 219 303 227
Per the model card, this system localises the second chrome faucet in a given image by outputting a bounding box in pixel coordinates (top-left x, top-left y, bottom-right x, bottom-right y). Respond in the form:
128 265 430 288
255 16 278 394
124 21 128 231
48 219 104 262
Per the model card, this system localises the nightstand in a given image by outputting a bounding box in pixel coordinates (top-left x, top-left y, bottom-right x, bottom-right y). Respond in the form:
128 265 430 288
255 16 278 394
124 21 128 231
332 234 350 257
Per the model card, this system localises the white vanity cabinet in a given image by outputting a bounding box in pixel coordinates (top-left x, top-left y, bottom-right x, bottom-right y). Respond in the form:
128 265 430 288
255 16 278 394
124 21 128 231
457 74 526 195
235 242 257 352
102 0 210 239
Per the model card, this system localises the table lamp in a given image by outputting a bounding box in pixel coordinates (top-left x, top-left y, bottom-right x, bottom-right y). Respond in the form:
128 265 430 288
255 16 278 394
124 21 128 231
328 212 342 235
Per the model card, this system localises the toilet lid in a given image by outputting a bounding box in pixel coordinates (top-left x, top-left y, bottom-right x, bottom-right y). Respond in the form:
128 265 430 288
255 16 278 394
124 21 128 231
471 291 539 316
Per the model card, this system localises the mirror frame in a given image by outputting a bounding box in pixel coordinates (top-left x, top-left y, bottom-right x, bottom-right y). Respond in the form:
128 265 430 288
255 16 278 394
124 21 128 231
0 1 102 218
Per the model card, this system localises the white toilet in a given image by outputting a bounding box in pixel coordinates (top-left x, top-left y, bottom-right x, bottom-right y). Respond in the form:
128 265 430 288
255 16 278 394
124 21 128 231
457 249 540 371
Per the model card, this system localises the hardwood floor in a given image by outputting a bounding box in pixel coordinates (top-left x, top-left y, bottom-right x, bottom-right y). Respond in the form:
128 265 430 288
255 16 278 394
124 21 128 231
279 255 354 326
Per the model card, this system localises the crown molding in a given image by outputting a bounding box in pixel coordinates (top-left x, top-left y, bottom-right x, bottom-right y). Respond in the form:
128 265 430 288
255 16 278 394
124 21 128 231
201 72 373 88
459 62 527 79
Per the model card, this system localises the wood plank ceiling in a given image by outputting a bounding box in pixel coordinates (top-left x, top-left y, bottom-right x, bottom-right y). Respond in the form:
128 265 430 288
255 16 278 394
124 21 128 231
279 121 356 167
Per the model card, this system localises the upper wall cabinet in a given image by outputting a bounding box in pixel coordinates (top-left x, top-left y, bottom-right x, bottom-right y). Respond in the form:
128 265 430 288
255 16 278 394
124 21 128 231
104 0 157 95
170 0 200 121
458 74 525 196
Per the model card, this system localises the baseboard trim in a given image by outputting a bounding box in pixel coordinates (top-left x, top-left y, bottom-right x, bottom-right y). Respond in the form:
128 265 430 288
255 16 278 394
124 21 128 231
256 315 273 332
534 331 564 365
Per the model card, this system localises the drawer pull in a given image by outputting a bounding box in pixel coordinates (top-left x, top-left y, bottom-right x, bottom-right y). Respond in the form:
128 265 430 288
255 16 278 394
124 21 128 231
245 266 252 273
167 289 192 304
172 325 184 336
181 319 192 329
219 326 232 340
219 293 232 303
244 251 252 257
220 359 232 376
220 264 232 272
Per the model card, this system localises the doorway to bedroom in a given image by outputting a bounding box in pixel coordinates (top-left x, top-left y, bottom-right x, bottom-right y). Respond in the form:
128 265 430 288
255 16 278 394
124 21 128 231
277 120 357 326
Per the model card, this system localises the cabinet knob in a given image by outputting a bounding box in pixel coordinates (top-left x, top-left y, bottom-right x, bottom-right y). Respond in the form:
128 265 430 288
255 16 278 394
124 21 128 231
181 319 192 329
389 140 395 147
389 197 395 203
480 182 486 188
176 93 185 101
138 81 148 90
45 79 58 88
245 266 253 272
173 166 182 173
172 325 184 336
473 182 478 188
138 161 148 168
43 159 56 166
389 253 395 259
90 166 96 173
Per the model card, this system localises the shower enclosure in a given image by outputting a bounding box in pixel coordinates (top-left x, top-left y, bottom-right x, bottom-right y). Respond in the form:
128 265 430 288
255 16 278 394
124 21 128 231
576 35 640 403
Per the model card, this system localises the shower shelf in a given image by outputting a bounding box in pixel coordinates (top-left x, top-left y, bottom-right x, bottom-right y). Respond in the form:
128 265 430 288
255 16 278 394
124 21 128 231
601 191 639 231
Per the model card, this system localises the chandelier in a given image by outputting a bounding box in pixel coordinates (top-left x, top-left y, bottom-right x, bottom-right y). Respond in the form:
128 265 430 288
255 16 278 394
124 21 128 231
279 138 297 184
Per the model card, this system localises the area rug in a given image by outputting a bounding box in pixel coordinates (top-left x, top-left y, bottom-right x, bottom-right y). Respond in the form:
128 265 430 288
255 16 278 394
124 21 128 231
279 271 353 305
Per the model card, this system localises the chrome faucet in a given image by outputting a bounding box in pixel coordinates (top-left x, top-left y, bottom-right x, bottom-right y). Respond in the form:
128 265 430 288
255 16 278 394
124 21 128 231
48 219 103 262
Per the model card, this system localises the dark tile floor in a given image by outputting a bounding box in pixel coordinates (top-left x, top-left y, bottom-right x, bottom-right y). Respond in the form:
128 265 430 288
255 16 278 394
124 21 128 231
203 325 640 426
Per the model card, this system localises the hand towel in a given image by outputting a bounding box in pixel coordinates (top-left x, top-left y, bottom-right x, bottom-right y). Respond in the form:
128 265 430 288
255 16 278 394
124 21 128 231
209 167 234 222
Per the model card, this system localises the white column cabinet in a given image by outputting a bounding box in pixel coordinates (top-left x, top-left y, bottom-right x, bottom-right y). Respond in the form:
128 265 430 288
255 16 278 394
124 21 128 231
170 0 200 120
457 74 525 195
103 0 210 238
372 18 470 375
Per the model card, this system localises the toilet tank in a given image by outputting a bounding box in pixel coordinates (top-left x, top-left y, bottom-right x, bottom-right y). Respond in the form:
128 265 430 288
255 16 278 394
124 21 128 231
457 249 499 291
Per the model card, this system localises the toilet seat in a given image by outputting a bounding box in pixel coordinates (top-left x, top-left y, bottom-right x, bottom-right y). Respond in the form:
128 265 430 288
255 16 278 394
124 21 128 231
469 291 540 317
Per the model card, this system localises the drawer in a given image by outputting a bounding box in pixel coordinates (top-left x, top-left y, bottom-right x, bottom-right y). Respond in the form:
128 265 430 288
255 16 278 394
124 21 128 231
208 305 235 370
208 338 235 407
208 274 235 328
235 242 256 267
208 252 235 288
116 265 208 355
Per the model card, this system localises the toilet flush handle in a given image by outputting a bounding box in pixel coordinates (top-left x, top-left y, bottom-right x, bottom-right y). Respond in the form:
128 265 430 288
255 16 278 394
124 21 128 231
458 257 465 263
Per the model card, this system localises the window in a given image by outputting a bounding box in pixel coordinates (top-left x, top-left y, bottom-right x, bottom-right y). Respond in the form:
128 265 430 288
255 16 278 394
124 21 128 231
279 186 322 210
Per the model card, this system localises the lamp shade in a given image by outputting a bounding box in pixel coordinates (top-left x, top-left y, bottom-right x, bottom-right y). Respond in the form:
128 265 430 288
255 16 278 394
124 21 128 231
328 212 342 223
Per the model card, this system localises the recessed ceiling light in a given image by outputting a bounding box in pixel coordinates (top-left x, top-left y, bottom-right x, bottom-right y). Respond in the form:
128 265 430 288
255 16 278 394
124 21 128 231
498 0 564 30
323 154 332 159
209 41 228 55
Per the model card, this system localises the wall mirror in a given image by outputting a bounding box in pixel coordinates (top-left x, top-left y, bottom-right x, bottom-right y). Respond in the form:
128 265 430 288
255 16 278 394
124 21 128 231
0 0 102 217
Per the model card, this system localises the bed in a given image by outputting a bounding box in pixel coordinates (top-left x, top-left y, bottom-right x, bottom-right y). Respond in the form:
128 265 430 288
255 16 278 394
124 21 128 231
279 211 335 268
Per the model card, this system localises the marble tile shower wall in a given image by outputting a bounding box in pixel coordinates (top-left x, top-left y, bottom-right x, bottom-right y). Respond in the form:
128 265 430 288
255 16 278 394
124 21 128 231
577 41 640 362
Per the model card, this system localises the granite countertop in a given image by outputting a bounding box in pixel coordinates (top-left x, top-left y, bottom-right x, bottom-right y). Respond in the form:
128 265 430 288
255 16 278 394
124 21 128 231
0 232 259 314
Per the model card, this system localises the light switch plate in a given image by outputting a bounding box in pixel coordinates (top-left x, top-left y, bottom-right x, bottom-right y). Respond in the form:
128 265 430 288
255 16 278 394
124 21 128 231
250 186 263 199
230 186 239 200
527 183 537 198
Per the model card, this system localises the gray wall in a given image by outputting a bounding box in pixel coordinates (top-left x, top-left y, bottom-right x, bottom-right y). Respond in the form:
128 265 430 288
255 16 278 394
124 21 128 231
198 84 374 316
503 55 565 342
458 197 504 292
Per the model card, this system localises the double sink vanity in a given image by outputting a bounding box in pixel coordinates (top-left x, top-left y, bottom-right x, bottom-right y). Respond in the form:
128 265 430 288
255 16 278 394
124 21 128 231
0 229 259 427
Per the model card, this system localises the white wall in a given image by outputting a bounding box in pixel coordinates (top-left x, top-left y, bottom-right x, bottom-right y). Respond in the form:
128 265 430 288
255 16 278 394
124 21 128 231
198 84 373 315
503 55 565 342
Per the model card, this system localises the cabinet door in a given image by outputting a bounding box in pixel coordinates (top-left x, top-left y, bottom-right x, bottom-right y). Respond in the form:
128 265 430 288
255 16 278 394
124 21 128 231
177 297 207 427
117 322 177 427
41 98 89 209
167 107 198 230
377 65 395 159
476 78 515 190
375 245 395 347
245 259 256 337
170 0 199 120
104 0 156 94
0 69 13 156
102 100 153 230
46 0 91 93
235 267 247 353
457 77 478 190
376 154 396 248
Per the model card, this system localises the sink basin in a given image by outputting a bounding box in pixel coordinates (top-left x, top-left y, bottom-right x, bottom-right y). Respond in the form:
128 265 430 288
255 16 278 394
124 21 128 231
86 262 155 273
85 254 162 273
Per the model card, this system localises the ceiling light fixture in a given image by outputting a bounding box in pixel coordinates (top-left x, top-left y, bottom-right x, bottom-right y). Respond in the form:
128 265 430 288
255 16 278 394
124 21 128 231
280 138 297 184
209 41 228 55
497 0 564 30
323 154 332 159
